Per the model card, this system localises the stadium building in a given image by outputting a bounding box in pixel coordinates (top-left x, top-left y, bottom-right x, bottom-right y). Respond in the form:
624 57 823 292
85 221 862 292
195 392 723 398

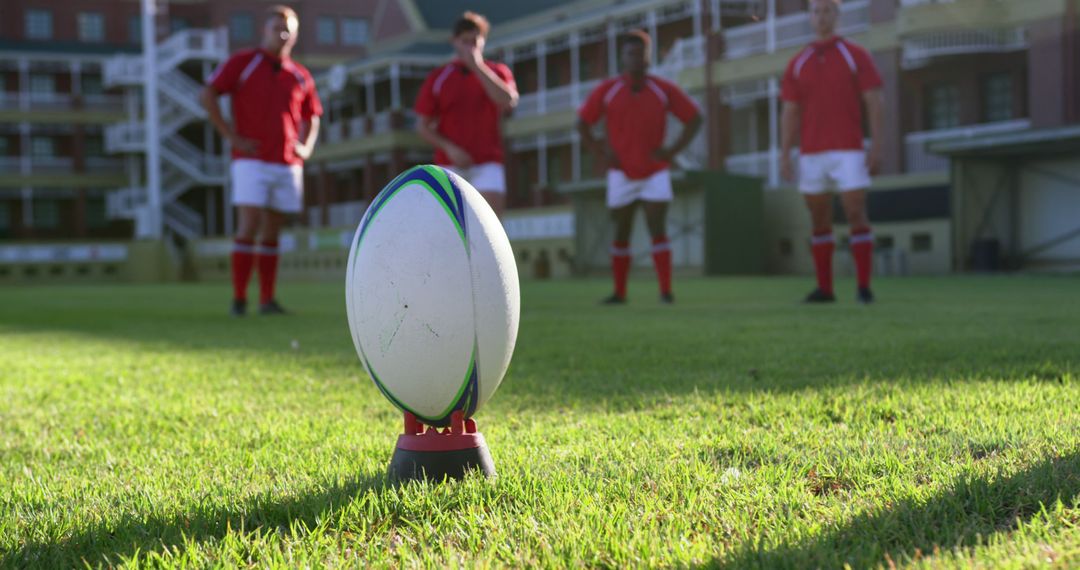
2 0 1078 283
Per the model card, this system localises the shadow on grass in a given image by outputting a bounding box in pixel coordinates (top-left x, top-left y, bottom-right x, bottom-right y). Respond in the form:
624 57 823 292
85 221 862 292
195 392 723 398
2 280 1078 410
1 470 387 568
717 450 1080 568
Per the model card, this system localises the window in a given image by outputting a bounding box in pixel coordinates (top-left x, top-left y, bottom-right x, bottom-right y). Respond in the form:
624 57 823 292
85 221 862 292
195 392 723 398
342 18 369 46
82 75 104 96
85 135 105 157
129 15 142 44
911 233 933 252
33 199 60 229
25 9 53 40
31 136 56 158
982 73 1013 123
170 18 190 33
317 16 337 45
78 12 106 42
0 202 10 231
0 137 9 156
229 13 255 44
87 198 107 229
30 74 56 94
926 83 960 130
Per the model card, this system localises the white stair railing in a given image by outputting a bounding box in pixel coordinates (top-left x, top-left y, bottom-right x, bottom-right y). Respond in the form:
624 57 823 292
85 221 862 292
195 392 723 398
163 200 204 240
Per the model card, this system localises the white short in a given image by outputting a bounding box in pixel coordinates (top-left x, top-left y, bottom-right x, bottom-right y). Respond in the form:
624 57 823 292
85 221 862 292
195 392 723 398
231 159 305 213
798 151 871 194
444 162 506 193
606 169 673 209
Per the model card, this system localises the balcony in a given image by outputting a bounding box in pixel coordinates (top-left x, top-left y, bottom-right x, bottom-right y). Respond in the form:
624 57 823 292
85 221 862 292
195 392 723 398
902 28 1027 69
85 157 125 172
515 79 602 119
723 0 869 60
0 156 20 173
904 119 1031 172
725 150 772 178
0 92 124 112
899 0 956 6
28 156 76 173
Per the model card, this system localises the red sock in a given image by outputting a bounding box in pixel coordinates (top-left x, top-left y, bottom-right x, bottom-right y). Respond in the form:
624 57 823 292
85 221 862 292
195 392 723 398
811 232 834 295
257 241 280 305
651 236 672 295
611 241 631 299
231 239 255 302
850 227 873 289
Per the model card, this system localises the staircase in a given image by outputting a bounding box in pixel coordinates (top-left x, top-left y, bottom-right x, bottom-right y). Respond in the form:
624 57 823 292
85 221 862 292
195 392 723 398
103 28 228 240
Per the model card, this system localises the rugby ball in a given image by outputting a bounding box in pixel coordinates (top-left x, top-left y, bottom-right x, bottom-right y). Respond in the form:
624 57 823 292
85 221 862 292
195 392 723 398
345 165 520 427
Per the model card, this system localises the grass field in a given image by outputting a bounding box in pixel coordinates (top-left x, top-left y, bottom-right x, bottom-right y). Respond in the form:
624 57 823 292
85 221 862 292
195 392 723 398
1 276 1079 568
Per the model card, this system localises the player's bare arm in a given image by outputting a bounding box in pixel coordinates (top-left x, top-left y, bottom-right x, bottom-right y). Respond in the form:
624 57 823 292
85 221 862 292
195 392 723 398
454 39 518 111
780 101 800 182
294 116 320 161
652 114 703 162
417 115 473 168
200 85 259 156
862 88 884 175
576 118 619 169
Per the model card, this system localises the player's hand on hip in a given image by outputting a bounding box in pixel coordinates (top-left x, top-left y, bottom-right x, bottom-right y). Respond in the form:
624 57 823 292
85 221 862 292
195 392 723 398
445 143 474 168
294 141 313 161
229 134 259 156
651 146 675 162
866 145 882 176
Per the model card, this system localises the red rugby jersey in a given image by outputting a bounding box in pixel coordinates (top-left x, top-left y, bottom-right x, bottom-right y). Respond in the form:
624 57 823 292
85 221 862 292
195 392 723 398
781 36 882 154
414 61 516 166
578 74 700 180
209 49 323 166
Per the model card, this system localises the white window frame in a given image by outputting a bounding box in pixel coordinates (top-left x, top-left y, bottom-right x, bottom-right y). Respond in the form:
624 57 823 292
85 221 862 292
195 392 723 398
317 16 337 45
26 9 53 40
78 12 106 43
342 18 369 47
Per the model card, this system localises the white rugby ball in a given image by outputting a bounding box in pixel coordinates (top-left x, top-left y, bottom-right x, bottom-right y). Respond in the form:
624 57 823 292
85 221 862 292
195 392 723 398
345 165 520 427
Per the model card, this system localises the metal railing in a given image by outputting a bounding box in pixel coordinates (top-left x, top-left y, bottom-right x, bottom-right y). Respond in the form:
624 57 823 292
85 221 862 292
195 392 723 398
29 156 75 172
655 35 706 80
163 200 204 240
515 79 602 118
26 92 75 109
723 0 869 60
161 136 226 182
902 28 1028 69
899 0 955 6
904 119 1030 172
725 150 773 177
371 111 393 135
157 28 228 71
106 187 143 219
0 156 21 173
85 157 125 172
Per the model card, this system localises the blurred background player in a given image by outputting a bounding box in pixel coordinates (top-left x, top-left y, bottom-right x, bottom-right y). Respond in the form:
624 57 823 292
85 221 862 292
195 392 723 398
201 5 322 316
780 0 884 304
577 30 702 305
415 12 518 218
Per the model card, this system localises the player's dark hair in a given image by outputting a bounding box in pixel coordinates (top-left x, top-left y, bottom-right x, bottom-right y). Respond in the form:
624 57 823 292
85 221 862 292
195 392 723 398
453 11 491 38
621 29 652 51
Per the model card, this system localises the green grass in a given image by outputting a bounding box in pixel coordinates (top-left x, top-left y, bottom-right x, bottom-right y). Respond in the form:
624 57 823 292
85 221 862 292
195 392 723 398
1 276 1078 568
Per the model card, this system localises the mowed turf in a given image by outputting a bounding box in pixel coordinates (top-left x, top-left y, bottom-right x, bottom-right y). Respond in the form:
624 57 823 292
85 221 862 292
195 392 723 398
1 276 1078 568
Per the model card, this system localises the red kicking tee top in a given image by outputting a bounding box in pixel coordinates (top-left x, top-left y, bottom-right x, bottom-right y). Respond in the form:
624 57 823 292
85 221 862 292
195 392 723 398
781 36 882 155
209 49 323 166
414 61 516 166
579 74 701 180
